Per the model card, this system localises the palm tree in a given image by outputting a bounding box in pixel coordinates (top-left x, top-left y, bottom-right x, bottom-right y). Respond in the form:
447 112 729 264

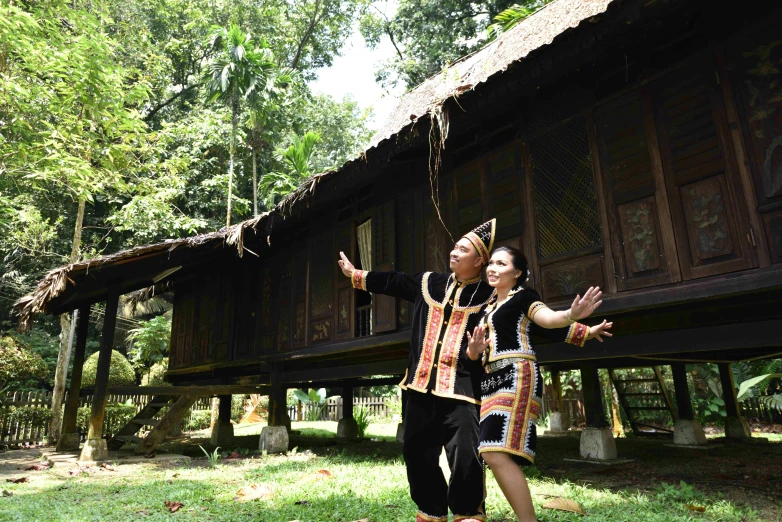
259 131 320 209
203 24 280 226
246 68 292 217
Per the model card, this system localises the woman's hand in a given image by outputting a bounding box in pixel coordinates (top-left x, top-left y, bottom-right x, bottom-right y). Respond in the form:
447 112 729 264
466 324 490 361
337 251 355 278
587 319 613 342
568 286 603 321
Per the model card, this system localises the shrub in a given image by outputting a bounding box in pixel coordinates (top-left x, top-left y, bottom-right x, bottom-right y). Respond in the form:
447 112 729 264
81 350 135 387
185 410 212 431
0 336 48 393
141 358 170 386
75 401 138 437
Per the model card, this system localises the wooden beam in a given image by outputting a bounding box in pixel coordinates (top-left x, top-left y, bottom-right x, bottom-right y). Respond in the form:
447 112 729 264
581 366 609 428
79 385 271 396
536 319 782 363
282 359 407 384
134 395 198 456
718 363 741 418
262 330 411 362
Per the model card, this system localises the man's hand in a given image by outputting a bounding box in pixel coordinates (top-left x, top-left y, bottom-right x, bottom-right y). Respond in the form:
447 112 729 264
337 251 356 278
587 320 613 343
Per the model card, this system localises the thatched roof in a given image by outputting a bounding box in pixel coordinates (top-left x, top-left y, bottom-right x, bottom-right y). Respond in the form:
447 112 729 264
369 0 614 149
15 0 616 328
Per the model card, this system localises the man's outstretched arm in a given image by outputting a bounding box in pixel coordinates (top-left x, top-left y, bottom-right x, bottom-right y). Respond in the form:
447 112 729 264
338 251 421 302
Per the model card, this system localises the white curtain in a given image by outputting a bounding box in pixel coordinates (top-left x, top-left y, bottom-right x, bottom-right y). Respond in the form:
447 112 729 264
357 219 372 271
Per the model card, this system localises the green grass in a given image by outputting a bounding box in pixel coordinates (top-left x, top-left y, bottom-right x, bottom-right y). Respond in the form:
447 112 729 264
0 422 775 522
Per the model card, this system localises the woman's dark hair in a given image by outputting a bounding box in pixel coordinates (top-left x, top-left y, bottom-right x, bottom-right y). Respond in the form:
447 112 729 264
491 246 529 287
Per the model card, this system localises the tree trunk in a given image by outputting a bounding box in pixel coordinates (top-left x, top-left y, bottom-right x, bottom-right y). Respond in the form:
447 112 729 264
226 110 237 227
48 197 86 444
252 147 258 217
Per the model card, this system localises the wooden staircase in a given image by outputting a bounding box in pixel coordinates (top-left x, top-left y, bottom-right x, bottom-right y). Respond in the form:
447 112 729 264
609 367 676 437
107 394 196 453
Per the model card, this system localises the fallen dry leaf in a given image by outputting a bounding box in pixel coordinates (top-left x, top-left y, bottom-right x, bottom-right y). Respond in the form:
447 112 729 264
350 519 370 522
297 469 333 484
234 484 274 502
25 463 51 471
2 490 13 497
227 452 241 459
100 463 117 471
542 497 586 515
164 500 184 513
6 477 29 484
686 505 706 513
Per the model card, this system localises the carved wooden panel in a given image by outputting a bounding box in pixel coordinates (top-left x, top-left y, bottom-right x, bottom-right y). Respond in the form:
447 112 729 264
680 176 735 262
396 191 414 327
652 64 756 279
763 210 782 263
214 273 233 361
541 256 604 301
311 318 331 343
730 29 782 200
337 287 352 336
278 305 291 350
292 243 308 348
617 197 662 273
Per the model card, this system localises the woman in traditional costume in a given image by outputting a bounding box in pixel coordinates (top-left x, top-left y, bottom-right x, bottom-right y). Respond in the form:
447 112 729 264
466 246 613 522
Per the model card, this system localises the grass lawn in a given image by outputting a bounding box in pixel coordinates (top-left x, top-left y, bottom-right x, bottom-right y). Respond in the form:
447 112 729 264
1 421 779 521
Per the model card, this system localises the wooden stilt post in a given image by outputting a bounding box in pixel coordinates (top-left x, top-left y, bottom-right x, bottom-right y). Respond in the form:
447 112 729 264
57 305 90 452
337 384 357 439
80 288 119 462
579 366 616 460
718 363 751 439
671 363 693 421
552 369 563 413
210 394 234 446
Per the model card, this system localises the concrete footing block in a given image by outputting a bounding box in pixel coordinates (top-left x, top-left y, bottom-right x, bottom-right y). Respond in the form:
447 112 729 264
396 422 404 443
79 439 108 463
673 419 707 446
549 411 570 432
579 427 617 460
337 417 358 439
259 426 289 454
56 432 81 452
210 421 235 446
725 416 752 439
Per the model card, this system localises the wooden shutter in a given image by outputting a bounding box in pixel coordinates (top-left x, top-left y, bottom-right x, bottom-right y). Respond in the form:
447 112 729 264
651 63 757 279
292 242 309 348
453 160 486 236
487 143 524 241
277 252 293 350
594 90 680 290
372 199 396 333
334 221 356 340
309 231 334 343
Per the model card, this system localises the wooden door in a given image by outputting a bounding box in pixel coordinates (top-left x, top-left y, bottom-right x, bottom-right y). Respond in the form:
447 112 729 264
594 90 681 290
651 62 758 279
372 199 396 333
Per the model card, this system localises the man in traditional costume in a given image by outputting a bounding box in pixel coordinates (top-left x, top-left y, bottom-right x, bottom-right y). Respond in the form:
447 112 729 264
338 219 497 522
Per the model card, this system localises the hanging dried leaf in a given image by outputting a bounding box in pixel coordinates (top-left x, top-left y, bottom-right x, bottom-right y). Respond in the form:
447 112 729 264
542 497 586 515
297 469 333 484
686 505 706 512
234 484 274 502
6 477 29 483
164 500 184 513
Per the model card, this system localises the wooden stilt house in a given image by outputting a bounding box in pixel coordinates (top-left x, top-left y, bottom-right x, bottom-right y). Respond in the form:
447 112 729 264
17 0 782 456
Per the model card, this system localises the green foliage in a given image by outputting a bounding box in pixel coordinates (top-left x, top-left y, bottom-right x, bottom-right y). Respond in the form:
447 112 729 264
141 358 171 387
361 0 549 89
486 2 551 40
655 481 704 504
0 336 48 393
384 396 402 418
127 316 171 379
81 350 136 388
354 404 373 438
260 131 320 208
186 409 213 431
199 445 221 467
294 388 327 421
75 401 137 436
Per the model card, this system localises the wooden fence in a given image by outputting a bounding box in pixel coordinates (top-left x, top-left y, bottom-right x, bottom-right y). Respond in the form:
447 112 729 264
288 396 392 421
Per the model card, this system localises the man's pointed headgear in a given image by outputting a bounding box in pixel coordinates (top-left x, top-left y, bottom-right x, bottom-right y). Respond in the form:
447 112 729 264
462 218 496 264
